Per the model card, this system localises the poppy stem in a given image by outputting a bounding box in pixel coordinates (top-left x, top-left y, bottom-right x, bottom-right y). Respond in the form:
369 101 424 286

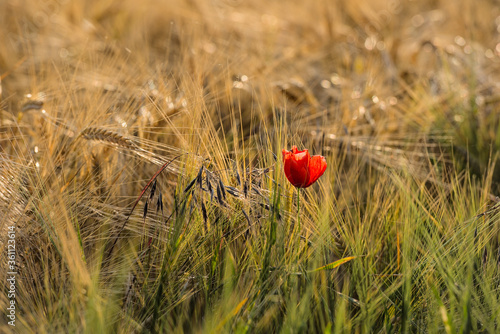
297 188 301 230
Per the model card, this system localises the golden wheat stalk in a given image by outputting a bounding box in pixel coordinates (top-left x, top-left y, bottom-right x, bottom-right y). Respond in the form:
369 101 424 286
80 127 137 151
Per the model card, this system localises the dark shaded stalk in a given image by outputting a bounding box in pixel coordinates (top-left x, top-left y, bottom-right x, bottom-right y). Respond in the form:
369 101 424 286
104 153 187 262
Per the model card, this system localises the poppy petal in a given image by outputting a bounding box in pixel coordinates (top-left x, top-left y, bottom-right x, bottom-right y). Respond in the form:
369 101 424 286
291 148 310 187
305 155 327 187
284 154 308 187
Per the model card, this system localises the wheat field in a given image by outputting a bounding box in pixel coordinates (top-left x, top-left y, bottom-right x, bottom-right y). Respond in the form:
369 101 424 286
2 0 500 332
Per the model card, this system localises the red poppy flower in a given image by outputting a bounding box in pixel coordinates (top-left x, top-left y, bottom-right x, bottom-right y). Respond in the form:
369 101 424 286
282 146 327 188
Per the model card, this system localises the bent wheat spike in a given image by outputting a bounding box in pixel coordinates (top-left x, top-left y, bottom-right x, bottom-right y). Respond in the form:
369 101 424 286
80 127 136 150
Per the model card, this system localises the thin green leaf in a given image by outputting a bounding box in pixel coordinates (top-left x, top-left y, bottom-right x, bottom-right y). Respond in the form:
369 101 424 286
310 256 357 272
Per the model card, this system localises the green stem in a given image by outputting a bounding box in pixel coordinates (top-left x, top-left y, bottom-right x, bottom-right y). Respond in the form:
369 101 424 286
297 188 301 231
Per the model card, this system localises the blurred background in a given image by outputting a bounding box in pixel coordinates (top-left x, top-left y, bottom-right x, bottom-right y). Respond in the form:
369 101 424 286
3 0 500 183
